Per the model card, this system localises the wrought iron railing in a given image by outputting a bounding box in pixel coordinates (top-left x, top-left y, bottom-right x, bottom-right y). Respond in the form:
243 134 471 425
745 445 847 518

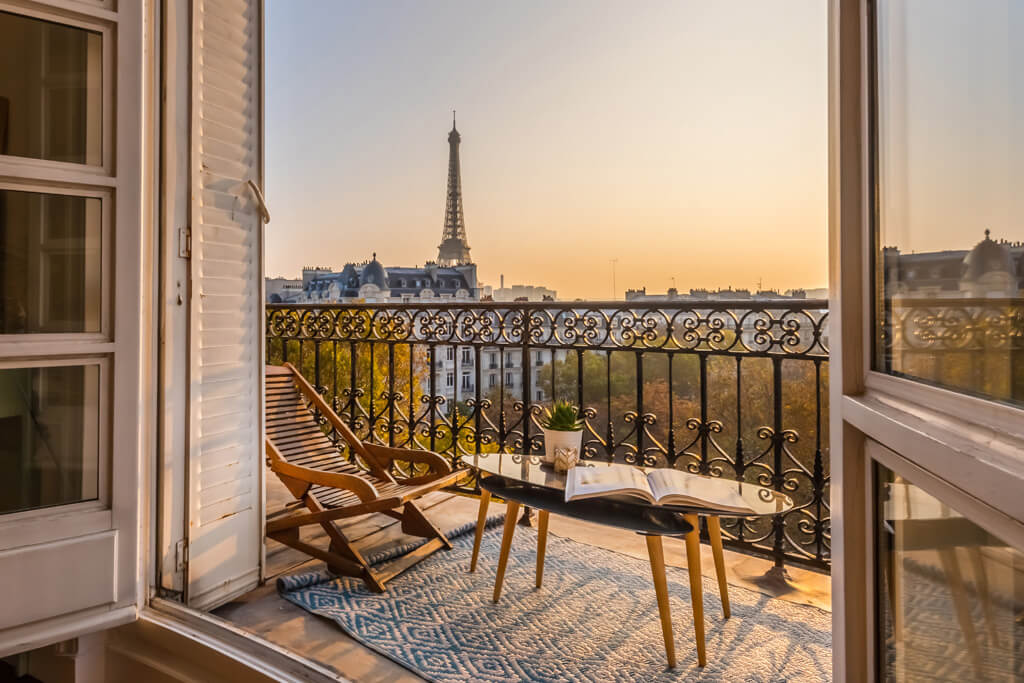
878 296 1024 407
266 300 831 572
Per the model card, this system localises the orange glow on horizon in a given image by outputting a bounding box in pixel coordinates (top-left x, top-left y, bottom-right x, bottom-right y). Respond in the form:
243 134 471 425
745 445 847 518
265 1 828 299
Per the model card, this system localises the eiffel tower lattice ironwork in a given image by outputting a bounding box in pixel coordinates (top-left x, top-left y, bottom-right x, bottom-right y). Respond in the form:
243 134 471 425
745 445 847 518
437 111 472 266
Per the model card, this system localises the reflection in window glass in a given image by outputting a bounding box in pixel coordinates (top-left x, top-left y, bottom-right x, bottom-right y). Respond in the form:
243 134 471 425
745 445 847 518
877 463 1024 681
875 1 1024 406
0 11 102 164
0 190 102 333
0 365 99 514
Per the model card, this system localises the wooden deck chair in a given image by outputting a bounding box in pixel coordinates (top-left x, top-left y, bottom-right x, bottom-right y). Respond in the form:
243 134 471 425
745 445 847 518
265 363 469 592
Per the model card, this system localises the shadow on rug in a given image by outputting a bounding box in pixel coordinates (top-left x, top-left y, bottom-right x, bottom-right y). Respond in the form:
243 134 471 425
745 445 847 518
277 517 832 682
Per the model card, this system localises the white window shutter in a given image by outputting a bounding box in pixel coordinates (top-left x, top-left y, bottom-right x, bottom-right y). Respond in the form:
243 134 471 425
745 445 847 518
186 0 265 610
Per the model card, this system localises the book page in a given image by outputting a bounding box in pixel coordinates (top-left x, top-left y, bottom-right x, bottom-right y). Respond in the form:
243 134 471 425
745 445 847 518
647 468 754 514
565 464 654 503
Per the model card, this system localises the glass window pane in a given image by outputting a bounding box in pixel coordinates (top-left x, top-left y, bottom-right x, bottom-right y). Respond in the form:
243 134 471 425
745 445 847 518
875 1 1024 406
0 11 102 165
0 365 99 514
876 463 1024 680
0 190 102 333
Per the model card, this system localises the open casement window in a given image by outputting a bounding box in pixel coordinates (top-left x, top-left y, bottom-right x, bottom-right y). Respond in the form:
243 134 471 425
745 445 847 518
830 0 1024 679
157 0 266 611
0 1 146 654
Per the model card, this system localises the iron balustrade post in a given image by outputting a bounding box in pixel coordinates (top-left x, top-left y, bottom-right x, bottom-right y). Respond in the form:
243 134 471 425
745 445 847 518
549 349 556 402
332 340 339 417
429 345 437 452
387 343 396 448
667 353 676 465
813 358 825 563
734 356 744 478
474 345 482 455
314 340 321 394
771 356 785 568
521 310 536 527
635 351 644 464
522 306 532 455
604 350 614 462
408 343 416 450
499 346 507 451
451 344 459 459
575 349 584 418
734 355 746 544
312 340 322 425
698 354 709 474
453 345 460 415
348 341 357 435
368 342 376 443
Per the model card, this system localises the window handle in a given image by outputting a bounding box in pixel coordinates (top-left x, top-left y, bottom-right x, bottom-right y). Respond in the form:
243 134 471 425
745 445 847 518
247 179 271 224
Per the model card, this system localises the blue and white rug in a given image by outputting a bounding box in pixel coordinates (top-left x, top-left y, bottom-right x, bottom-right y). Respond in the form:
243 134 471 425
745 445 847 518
277 517 832 682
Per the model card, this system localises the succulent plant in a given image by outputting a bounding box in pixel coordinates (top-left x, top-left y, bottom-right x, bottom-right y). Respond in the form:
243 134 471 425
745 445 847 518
541 400 583 431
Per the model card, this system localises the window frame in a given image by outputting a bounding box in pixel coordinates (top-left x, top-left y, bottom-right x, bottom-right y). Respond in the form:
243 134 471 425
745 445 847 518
0 180 113 347
0 4 115 177
829 0 1024 679
0 0 148 656
865 0 1024 423
0 355 111 543
861 0 1024 486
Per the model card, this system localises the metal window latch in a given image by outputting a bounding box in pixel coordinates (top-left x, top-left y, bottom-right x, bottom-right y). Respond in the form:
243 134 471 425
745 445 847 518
178 226 192 259
247 179 271 224
175 538 188 571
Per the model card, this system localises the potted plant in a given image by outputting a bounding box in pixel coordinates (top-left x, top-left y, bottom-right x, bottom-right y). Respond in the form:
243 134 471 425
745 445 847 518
540 401 584 465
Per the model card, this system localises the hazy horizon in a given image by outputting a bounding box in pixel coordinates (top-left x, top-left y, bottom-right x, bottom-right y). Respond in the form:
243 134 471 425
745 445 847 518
265 1 829 300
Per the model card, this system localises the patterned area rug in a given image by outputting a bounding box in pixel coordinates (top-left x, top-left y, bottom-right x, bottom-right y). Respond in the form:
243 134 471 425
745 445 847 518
277 518 832 682
881 558 1024 681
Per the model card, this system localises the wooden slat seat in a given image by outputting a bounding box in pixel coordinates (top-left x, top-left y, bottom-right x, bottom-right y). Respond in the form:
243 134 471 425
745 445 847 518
264 363 469 592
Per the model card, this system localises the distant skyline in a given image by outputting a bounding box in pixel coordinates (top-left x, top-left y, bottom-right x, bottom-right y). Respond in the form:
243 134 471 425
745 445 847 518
265 1 829 300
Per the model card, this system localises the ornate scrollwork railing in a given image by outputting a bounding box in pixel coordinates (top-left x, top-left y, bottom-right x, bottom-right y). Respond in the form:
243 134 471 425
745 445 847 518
267 300 831 572
878 297 1024 405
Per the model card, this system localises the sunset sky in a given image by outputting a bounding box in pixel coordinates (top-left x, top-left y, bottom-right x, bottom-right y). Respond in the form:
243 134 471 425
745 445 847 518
265 0 828 300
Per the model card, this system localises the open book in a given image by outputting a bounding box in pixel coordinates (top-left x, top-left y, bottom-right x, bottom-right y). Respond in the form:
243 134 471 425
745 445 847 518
564 464 755 514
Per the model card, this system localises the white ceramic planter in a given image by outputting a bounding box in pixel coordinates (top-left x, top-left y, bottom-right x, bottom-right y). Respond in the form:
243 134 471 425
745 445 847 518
541 427 583 464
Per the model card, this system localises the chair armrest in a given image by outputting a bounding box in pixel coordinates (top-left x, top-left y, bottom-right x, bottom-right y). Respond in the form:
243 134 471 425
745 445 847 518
399 468 472 487
362 443 452 477
270 459 379 503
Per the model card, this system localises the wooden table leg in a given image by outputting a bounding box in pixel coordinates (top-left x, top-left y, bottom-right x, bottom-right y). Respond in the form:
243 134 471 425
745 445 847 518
645 535 676 669
536 510 549 588
938 547 983 679
707 516 730 619
967 547 999 648
469 489 491 573
887 549 902 644
683 513 707 667
493 500 521 603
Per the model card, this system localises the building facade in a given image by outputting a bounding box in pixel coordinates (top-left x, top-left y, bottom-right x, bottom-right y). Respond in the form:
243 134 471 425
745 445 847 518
490 279 558 302
881 230 1023 299
625 286 813 302
280 257 478 304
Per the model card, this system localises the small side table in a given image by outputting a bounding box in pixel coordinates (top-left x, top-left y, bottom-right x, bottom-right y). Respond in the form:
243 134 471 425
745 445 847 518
465 453 794 668
470 486 732 617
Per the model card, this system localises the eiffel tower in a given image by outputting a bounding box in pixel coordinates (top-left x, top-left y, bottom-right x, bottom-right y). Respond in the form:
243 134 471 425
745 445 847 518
437 112 472 266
